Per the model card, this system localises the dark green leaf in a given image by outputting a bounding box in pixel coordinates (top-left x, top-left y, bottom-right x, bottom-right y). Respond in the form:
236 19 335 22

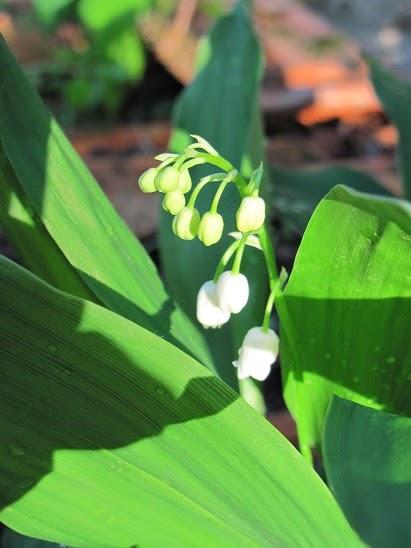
269 164 391 235
324 397 411 548
368 57 411 199
2 528 62 548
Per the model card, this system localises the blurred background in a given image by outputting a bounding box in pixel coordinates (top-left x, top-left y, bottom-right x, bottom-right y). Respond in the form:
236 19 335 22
0 0 410 436
0 0 409 244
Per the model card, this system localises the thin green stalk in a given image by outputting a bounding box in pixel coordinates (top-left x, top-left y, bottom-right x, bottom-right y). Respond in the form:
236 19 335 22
232 232 251 274
262 268 287 331
187 174 226 208
258 225 278 288
213 240 241 282
187 152 248 191
210 172 236 213
174 154 190 169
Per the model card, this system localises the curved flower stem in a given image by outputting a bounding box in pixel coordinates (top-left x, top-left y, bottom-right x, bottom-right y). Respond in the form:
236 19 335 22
187 174 226 208
158 155 179 170
257 223 314 464
258 225 279 288
213 240 241 282
231 231 251 274
210 171 237 213
174 153 190 169
262 268 287 331
187 152 248 191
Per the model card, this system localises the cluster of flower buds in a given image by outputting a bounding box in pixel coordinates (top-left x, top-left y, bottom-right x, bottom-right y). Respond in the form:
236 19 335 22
138 135 266 246
138 135 281 382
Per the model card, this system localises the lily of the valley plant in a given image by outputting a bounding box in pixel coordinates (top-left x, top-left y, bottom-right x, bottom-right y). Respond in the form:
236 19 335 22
139 135 282 382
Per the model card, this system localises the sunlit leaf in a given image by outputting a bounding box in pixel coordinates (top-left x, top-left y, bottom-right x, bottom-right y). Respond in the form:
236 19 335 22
279 185 411 451
0 256 359 547
0 35 213 370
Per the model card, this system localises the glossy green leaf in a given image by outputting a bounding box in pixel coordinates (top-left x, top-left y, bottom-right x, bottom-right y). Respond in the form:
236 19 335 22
0 256 359 547
159 0 268 388
369 57 411 199
279 185 411 452
0 35 213 370
324 397 411 548
269 164 391 235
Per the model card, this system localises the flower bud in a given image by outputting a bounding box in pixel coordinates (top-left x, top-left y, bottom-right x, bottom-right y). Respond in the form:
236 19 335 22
236 196 265 232
196 280 230 329
172 207 201 240
162 190 186 215
155 166 180 192
178 169 192 193
233 327 279 380
198 212 224 246
138 167 157 193
215 271 249 314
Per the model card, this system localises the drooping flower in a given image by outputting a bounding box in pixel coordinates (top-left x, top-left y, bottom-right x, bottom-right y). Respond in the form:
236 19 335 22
162 189 186 215
196 281 230 329
138 167 158 193
198 212 224 246
233 327 279 380
172 207 201 240
178 169 192 193
215 271 249 314
155 166 180 192
236 196 266 232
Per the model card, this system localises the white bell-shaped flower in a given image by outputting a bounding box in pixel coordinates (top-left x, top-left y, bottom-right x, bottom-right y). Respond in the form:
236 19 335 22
196 280 230 329
233 327 279 381
215 271 249 314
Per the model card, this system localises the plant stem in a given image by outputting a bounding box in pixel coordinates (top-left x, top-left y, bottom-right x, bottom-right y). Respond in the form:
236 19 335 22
213 240 241 282
210 172 236 213
258 225 278 288
187 174 226 208
231 231 250 274
262 268 288 331
189 153 248 191
257 224 314 464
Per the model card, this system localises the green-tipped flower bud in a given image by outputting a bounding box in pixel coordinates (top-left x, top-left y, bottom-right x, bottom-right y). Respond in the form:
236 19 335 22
198 212 224 246
155 166 180 192
138 167 158 193
172 207 200 240
162 189 186 215
178 169 192 193
236 196 266 232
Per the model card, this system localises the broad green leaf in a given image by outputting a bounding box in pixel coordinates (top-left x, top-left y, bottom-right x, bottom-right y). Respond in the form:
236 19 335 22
0 35 213 370
159 0 268 388
0 256 359 547
324 397 411 548
279 185 411 452
0 151 94 301
269 164 391 235
369 58 411 199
